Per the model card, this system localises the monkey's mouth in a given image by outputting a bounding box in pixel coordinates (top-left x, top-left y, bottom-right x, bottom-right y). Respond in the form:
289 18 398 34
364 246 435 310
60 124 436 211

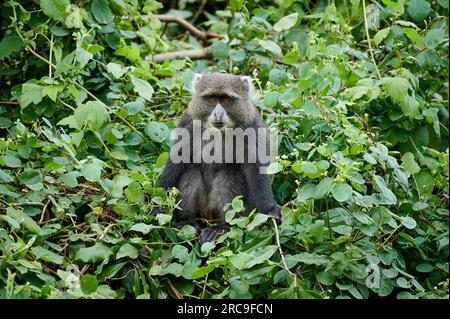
212 122 225 129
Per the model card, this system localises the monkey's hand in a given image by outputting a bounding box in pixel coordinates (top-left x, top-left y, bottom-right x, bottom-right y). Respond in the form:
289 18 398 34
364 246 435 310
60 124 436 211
200 225 229 244
261 205 281 225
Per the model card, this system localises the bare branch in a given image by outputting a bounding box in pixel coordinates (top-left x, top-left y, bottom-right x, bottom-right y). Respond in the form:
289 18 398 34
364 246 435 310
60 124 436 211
151 46 212 63
155 14 223 41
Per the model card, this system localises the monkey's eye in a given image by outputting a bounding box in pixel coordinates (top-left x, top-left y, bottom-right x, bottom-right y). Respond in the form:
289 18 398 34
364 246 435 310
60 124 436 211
208 97 217 104
222 97 232 105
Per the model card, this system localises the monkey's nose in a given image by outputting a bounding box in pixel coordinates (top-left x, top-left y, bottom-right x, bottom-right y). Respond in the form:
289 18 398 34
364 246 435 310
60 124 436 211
214 111 224 121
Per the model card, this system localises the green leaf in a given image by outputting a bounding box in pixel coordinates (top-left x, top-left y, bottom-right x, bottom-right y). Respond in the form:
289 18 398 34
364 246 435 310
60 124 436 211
81 162 103 182
211 41 229 59
19 84 43 109
286 252 330 266
116 243 139 259
1 155 22 168
316 271 335 285
59 171 80 188
400 216 417 229
80 274 98 294
106 62 126 79
296 183 316 202
191 264 216 279
74 101 110 130
258 40 282 57
246 213 270 231
230 277 252 299
333 225 353 235
31 246 64 265
146 122 169 143
156 213 172 225
374 28 390 46
401 152 420 175
6 207 42 234
269 69 288 86
424 28 445 49
40 0 70 22
406 0 431 22
266 162 283 175
75 243 112 263
331 183 353 202
18 169 42 186
416 263 433 273
273 13 298 32
313 177 333 199
129 223 154 234
115 45 140 63
131 76 154 102
396 277 410 289
414 170 434 195
404 28 425 49
123 101 144 115
0 36 24 60
91 0 114 24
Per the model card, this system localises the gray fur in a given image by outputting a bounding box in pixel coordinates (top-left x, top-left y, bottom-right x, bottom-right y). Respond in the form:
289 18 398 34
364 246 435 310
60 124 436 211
158 73 280 243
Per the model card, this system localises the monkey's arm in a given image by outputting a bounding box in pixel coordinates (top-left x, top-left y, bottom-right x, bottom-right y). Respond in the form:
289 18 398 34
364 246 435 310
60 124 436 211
157 113 192 190
243 164 281 220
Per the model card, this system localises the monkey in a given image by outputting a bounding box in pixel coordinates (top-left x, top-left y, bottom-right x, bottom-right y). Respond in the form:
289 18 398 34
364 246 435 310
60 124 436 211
157 73 280 243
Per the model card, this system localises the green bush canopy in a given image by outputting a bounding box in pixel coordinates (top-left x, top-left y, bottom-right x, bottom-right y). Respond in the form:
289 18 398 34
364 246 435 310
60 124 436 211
0 0 448 299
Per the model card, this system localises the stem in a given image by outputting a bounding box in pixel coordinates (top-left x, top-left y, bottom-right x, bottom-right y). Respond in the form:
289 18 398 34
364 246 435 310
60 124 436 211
272 218 296 277
49 34 53 78
13 5 56 68
362 0 381 79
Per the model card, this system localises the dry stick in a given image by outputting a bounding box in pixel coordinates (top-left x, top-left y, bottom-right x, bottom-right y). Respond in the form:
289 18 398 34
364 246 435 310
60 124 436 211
155 14 223 41
165 278 184 299
153 47 212 63
39 199 51 223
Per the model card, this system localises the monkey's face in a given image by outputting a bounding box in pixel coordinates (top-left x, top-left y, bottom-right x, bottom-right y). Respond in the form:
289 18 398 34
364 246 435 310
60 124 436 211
205 95 234 129
189 73 256 129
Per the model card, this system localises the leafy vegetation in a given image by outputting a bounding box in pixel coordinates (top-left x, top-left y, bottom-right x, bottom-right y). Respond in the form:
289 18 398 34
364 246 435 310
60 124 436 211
0 0 448 299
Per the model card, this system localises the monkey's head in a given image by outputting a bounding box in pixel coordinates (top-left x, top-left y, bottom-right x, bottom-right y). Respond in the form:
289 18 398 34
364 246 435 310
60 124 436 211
188 73 256 129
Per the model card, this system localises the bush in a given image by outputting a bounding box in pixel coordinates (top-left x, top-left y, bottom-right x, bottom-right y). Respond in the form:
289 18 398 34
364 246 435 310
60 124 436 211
0 0 448 299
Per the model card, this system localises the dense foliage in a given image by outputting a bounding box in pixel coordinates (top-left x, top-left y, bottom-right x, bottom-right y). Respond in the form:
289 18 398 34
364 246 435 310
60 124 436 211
0 0 448 299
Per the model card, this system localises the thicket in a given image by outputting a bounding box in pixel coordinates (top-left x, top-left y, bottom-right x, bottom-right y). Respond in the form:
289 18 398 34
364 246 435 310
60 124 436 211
0 0 448 299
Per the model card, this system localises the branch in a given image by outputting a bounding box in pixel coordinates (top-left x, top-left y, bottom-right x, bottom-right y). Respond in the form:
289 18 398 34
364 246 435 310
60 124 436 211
151 46 212 63
155 14 224 41
272 218 296 277
0 101 19 105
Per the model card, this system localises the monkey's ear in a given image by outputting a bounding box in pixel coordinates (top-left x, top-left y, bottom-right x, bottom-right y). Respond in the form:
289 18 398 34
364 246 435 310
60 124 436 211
241 75 257 102
191 73 203 94
241 75 253 92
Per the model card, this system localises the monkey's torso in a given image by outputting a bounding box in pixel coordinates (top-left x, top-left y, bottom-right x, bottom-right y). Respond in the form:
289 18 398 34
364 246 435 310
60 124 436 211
178 163 248 223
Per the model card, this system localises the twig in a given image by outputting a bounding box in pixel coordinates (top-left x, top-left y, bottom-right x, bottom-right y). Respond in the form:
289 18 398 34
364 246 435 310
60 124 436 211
151 47 212 63
271 218 295 277
164 278 184 299
155 15 223 41
39 199 51 223
0 101 19 105
362 0 381 79
12 202 45 208
190 0 207 24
